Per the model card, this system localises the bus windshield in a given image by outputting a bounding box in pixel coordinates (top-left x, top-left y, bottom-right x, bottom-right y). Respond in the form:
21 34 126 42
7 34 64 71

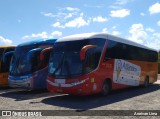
9 46 36 76
48 38 106 78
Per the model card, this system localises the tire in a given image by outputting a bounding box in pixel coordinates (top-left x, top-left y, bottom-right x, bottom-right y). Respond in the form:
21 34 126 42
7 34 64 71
143 77 149 87
101 80 110 96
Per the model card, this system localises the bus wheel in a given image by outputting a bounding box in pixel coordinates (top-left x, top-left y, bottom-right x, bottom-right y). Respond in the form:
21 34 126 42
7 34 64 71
144 77 149 87
101 80 110 96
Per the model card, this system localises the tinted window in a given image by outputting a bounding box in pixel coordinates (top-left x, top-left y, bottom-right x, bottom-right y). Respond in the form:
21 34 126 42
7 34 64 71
54 38 106 52
49 38 106 77
105 39 158 62
31 51 41 72
0 48 4 58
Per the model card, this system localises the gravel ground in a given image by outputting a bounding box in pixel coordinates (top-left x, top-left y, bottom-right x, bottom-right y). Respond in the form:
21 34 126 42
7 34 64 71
0 75 160 119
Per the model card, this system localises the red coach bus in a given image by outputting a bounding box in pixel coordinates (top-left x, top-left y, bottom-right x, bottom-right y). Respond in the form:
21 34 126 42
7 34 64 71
47 33 158 96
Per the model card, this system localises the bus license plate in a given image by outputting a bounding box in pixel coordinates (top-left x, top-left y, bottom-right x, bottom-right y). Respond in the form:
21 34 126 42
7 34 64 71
55 79 66 84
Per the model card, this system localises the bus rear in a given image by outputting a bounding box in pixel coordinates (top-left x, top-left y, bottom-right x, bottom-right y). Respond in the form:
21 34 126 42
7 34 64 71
47 33 158 96
0 46 15 87
8 39 56 90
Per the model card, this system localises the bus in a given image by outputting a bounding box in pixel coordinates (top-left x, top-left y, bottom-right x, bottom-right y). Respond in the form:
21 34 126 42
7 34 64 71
47 33 158 96
8 39 56 90
0 46 15 86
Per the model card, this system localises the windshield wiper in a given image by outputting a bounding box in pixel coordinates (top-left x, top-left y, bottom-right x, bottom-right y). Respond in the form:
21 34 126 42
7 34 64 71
64 59 71 78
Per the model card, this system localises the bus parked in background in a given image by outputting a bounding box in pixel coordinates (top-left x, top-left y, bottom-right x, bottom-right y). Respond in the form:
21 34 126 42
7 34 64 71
47 33 158 96
8 39 56 90
0 46 15 86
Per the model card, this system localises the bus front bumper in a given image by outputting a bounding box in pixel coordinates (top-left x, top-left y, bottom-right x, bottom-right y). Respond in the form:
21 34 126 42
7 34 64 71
8 76 33 89
47 78 94 95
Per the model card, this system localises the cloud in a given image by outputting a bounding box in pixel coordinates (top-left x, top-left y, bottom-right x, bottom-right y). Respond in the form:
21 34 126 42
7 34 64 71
128 23 148 44
146 28 155 32
111 31 121 36
64 13 73 19
149 2 160 14
93 16 109 22
115 0 130 5
42 12 73 19
65 17 89 28
51 12 91 28
128 23 160 50
52 15 109 29
140 13 145 16
110 9 130 18
80 13 84 17
102 28 108 33
109 5 121 10
51 31 62 37
102 28 121 36
112 26 117 29
41 12 56 17
22 32 48 39
52 22 60 27
157 20 160 26
110 0 134 9
41 7 80 20
22 31 62 39
52 22 65 28
149 33 160 50
65 7 80 11
0 36 12 45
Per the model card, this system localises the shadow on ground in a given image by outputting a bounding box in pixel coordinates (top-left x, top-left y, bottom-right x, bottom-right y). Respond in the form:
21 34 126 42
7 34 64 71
0 88 51 101
41 84 160 110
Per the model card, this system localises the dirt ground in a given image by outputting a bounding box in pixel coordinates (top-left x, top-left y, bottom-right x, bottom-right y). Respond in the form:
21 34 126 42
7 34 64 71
0 75 160 119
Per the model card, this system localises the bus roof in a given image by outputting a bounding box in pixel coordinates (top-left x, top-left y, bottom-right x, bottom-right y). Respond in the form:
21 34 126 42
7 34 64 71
57 33 157 52
18 39 56 47
0 46 16 48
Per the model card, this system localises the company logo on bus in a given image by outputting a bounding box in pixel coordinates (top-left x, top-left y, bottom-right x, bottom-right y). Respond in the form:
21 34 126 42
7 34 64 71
116 60 138 73
114 59 141 86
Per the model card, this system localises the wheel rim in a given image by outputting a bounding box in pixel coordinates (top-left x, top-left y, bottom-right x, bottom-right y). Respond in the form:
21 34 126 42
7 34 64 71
102 82 109 95
144 79 148 87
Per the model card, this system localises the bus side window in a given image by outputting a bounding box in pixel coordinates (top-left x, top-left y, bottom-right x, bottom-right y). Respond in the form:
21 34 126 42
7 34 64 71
41 52 51 69
104 40 118 61
85 48 101 72
31 52 41 72
104 40 132 61
105 39 158 62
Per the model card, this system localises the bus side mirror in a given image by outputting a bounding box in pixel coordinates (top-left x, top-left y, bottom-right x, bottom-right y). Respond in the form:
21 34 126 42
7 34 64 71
27 48 42 61
80 45 97 61
40 47 53 61
2 51 14 63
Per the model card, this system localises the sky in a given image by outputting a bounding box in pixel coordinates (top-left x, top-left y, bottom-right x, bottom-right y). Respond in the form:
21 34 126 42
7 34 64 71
0 0 160 50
